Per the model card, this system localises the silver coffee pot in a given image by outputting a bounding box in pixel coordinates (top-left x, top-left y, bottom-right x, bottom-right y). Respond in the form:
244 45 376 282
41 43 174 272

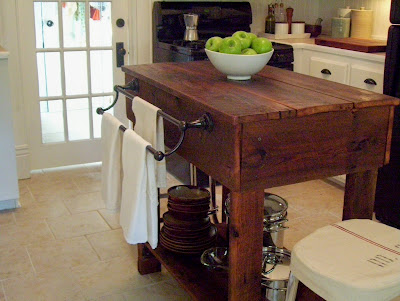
183 13 199 41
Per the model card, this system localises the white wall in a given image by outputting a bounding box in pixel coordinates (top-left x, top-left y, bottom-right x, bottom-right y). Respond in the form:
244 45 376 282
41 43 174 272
130 0 154 64
0 51 20 209
318 0 391 40
252 0 391 40
0 0 31 179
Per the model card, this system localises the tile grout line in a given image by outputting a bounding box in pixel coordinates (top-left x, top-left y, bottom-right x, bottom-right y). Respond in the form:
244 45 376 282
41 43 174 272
24 245 38 276
62 199 74 216
11 212 17 226
96 209 115 230
44 217 58 241
84 233 105 262
25 184 36 204
0 280 8 301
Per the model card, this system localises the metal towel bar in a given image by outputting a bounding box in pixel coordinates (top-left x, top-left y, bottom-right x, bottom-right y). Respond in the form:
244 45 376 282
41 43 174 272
97 80 213 161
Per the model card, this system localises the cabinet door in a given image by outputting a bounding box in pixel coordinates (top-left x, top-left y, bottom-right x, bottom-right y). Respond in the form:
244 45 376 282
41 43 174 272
309 57 349 84
350 64 384 93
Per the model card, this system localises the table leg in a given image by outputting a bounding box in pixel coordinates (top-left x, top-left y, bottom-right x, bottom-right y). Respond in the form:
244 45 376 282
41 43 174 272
228 189 264 301
343 169 378 220
137 243 161 275
295 282 325 301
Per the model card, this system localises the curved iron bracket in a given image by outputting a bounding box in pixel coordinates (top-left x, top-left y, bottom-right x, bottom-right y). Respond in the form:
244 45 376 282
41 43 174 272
154 113 214 161
96 79 139 115
96 79 214 162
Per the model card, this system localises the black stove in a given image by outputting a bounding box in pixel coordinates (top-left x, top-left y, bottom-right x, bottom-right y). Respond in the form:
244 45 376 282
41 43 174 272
172 40 206 49
153 1 293 70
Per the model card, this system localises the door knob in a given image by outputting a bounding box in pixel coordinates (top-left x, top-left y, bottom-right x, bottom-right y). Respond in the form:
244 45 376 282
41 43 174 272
118 48 126 56
116 18 125 28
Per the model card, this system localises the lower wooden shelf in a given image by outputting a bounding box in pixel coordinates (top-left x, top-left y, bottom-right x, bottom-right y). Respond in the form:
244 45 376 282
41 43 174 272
146 242 228 301
143 223 268 301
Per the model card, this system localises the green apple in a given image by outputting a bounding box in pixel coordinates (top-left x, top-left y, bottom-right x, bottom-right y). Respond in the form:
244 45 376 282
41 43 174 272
247 32 258 41
232 31 252 50
205 36 223 52
219 37 242 54
251 37 273 54
241 48 257 55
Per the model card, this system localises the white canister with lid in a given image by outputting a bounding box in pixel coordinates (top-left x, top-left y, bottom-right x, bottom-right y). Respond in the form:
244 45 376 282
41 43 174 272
338 6 352 18
351 7 373 39
275 22 289 35
291 22 305 34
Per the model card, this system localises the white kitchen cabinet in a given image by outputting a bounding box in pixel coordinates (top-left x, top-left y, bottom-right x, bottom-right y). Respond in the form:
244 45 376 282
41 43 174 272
309 57 349 84
294 45 385 93
0 47 19 210
350 64 384 93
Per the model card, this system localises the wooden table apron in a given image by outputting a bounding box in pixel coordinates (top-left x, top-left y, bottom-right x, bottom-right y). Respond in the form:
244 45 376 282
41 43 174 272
121 61 399 301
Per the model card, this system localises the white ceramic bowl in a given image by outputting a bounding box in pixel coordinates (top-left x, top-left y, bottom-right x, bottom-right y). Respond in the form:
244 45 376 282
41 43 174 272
205 48 274 80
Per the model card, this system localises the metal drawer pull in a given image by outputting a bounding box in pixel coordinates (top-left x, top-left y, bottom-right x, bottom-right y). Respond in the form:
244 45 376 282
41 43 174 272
321 69 331 75
364 78 377 85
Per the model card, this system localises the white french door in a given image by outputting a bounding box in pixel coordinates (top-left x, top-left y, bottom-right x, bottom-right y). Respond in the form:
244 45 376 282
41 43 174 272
17 0 129 169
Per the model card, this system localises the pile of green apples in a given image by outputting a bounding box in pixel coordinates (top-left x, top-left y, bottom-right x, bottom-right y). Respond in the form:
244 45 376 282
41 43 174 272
205 31 273 55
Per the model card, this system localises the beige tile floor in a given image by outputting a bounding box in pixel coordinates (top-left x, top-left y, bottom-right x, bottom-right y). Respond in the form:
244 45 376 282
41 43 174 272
0 162 397 301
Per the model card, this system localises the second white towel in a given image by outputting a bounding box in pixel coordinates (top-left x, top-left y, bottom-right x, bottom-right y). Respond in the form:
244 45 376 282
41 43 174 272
120 129 158 249
132 96 167 188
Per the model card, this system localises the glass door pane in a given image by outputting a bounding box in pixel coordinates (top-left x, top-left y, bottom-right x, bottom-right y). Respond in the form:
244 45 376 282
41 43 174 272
90 50 113 93
34 2 60 48
33 1 114 145
40 100 65 143
36 52 62 97
89 2 112 46
62 2 87 47
64 51 88 95
66 98 90 140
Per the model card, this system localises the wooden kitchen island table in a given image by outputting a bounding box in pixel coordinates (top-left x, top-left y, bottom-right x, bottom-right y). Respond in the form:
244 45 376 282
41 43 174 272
121 61 399 301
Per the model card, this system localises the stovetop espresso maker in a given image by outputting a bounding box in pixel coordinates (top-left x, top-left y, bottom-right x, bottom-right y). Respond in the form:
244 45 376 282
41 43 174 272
183 13 199 41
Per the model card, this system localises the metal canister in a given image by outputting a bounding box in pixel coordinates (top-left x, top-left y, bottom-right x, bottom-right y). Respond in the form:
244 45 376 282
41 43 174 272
262 246 291 301
263 193 288 249
225 192 289 248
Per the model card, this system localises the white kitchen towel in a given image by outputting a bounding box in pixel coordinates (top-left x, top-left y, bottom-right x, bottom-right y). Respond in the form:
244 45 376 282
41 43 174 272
132 96 167 188
120 129 158 249
101 113 124 211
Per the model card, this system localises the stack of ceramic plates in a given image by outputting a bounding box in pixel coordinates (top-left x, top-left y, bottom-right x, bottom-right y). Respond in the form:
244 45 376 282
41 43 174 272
160 185 217 254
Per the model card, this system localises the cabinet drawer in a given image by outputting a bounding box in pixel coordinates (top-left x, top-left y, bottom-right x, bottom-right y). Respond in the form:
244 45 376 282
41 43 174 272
309 57 349 84
350 64 384 93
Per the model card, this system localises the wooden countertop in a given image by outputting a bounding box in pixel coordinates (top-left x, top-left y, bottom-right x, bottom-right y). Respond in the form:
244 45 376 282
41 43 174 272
260 35 386 62
122 61 398 125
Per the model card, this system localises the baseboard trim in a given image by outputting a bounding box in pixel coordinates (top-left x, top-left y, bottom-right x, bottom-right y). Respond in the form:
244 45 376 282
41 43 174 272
0 198 20 210
15 144 30 179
